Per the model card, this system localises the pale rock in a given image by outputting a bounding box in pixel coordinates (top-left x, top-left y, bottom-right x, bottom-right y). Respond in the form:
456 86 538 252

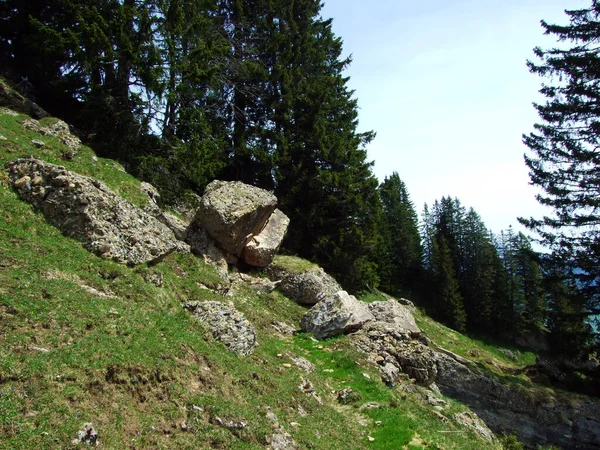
368 300 421 334
193 180 277 257
299 291 374 339
267 262 342 305
6 158 184 265
243 209 290 267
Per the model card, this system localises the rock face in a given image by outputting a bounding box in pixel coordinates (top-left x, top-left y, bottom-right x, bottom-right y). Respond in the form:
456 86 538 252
243 209 290 267
368 300 421 334
267 264 342 305
184 301 257 356
434 352 600 450
6 158 187 265
299 291 374 339
193 180 278 257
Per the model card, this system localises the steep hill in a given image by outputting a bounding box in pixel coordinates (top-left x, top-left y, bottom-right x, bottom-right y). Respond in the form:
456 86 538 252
0 100 597 450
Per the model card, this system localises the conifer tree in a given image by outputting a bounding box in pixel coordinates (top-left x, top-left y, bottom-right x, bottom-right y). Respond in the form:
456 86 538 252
377 172 422 295
522 1 600 352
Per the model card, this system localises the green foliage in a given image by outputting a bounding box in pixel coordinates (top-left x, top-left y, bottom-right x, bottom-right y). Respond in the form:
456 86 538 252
377 172 422 296
521 2 600 357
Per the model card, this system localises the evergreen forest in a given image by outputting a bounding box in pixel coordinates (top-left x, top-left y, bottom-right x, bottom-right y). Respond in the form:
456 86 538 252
1 0 599 364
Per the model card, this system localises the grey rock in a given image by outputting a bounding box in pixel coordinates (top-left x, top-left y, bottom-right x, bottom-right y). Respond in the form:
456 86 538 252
185 223 229 279
267 264 342 306
454 411 495 442
193 180 277 257
6 158 185 265
300 291 374 339
271 430 297 450
184 301 257 356
368 300 421 334
243 208 290 267
337 387 362 405
159 212 189 241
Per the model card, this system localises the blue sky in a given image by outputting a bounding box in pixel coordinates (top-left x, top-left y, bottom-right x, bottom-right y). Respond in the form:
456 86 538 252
320 0 587 233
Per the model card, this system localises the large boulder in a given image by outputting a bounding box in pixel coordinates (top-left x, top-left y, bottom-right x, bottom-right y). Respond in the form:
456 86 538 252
368 300 420 334
184 301 257 356
300 291 374 339
243 209 290 267
267 257 342 305
193 180 277 257
5 158 187 265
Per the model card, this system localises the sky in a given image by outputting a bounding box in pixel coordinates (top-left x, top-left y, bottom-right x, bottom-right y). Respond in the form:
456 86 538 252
319 0 588 234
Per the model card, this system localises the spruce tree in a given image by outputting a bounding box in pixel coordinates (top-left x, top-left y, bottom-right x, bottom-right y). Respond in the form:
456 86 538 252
377 172 422 295
522 2 600 353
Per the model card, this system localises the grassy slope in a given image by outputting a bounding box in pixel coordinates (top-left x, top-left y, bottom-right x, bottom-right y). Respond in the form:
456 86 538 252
0 108 527 449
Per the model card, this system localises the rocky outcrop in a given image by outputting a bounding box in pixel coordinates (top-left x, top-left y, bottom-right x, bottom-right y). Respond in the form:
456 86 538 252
6 158 187 265
184 301 257 356
434 351 600 450
243 209 290 267
0 77 49 119
21 117 81 154
353 317 600 449
267 264 342 305
299 291 374 339
193 180 277 257
185 223 229 279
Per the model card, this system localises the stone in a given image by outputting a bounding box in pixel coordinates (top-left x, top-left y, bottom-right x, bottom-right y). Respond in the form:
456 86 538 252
73 422 99 446
243 209 290 267
267 263 342 306
31 139 45 148
185 223 229 279
159 212 189 241
192 180 277 257
337 387 362 405
454 411 495 442
368 300 421 334
0 78 49 119
141 181 162 217
184 301 257 356
271 430 297 450
6 158 185 265
289 355 315 373
299 291 374 339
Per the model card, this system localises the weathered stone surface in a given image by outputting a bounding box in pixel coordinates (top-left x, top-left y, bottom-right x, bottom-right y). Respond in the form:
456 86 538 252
159 212 189 241
0 78 49 119
243 209 289 267
267 264 342 305
185 223 229 279
300 291 374 339
434 351 600 449
184 301 257 356
454 411 494 443
193 180 277 257
6 158 186 265
368 300 420 334
353 322 437 386
21 117 81 153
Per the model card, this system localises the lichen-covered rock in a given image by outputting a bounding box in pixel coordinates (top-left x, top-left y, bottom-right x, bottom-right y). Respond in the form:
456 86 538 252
299 291 374 339
454 411 495 443
6 158 187 265
185 223 229 279
243 209 290 267
352 322 437 386
192 180 277 257
267 263 342 305
183 301 257 356
368 300 420 334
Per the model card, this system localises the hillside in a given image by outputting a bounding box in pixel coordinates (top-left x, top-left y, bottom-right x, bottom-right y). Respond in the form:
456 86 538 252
0 104 597 450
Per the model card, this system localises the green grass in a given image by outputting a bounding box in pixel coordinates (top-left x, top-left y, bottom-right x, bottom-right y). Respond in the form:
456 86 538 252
270 255 319 273
0 105 521 449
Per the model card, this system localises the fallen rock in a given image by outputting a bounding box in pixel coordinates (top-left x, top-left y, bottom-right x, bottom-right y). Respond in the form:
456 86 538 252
243 209 290 267
454 411 495 442
193 180 277 257
185 223 229 279
352 322 437 386
368 300 420 334
6 158 187 265
72 422 99 446
268 261 342 306
0 78 49 118
184 301 257 356
300 291 374 339
337 387 362 405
